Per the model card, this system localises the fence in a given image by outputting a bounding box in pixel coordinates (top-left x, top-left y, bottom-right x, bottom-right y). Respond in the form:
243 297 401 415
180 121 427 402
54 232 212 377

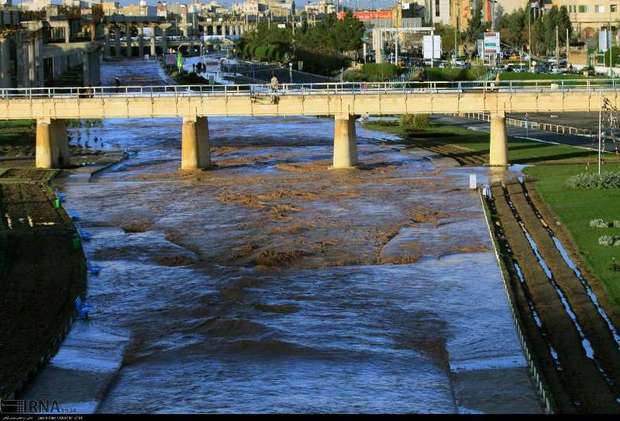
462 112 594 137
2 78 620 100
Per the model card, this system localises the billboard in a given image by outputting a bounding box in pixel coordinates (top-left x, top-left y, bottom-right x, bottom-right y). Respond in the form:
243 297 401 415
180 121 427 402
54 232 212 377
483 32 501 54
423 35 441 59
600 29 610 52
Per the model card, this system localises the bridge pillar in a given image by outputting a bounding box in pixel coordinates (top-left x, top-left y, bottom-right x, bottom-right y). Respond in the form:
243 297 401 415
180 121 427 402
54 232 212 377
114 28 120 57
35 119 53 169
36 119 70 169
181 117 211 170
150 27 156 57
332 114 358 169
125 25 132 58
161 26 169 54
103 26 111 57
138 26 145 58
489 113 508 166
181 117 198 170
0 37 10 89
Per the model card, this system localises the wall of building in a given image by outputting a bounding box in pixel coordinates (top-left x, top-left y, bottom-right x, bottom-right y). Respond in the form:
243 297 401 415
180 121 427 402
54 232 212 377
553 0 620 38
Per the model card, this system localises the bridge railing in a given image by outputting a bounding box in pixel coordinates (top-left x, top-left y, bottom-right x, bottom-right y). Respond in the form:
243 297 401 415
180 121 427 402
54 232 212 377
1 79 618 99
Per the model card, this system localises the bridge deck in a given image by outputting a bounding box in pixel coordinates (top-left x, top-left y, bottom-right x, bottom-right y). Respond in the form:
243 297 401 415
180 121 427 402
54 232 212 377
1 80 619 120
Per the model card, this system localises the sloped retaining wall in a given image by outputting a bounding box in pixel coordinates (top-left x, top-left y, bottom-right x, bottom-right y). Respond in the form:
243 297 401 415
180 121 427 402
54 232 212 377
0 179 87 399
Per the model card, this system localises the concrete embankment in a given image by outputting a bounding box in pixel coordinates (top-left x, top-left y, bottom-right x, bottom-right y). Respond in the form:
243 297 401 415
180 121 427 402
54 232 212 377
0 168 87 399
482 180 620 413
0 131 127 401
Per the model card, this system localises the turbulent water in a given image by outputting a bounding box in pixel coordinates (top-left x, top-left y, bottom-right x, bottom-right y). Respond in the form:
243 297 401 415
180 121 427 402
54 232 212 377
34 59 541 413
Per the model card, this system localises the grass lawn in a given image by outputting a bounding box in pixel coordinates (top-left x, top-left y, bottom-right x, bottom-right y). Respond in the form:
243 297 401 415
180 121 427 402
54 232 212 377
498 72 603 81
0 120 36 159
363 120 610 165
525 164 620 310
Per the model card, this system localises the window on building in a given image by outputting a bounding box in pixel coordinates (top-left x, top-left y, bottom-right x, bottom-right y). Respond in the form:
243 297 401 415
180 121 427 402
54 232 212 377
612 4 617 12
595 5 606 12
435 0 440 17
578 5 588 12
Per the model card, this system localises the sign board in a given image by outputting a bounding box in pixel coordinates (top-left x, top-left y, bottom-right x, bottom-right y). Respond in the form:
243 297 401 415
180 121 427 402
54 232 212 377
483 32 501 54
277 23 286 29
423 35 441 59
402 2 410 9
164 54 176 65
600 29 610 52
476 39 484 56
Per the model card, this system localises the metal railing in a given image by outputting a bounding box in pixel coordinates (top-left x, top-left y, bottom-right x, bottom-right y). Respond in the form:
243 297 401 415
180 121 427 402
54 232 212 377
1 79 619 100
463 112 595 137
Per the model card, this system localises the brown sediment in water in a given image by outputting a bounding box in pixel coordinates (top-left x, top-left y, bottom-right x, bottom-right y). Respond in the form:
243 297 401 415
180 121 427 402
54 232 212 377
117 146 489 271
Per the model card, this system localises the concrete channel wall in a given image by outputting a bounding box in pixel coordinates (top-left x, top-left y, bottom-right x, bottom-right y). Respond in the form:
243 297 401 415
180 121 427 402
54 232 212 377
479 189 555 414
0 172 87 400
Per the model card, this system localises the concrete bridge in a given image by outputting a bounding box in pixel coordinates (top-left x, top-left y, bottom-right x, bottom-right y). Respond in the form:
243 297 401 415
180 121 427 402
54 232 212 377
102 16 253 59
1 79 618 171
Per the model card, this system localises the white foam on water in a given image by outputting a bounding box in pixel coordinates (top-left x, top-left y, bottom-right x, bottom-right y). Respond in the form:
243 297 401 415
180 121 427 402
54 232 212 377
457 406 486 414
50 347 121 373
450 355 526 373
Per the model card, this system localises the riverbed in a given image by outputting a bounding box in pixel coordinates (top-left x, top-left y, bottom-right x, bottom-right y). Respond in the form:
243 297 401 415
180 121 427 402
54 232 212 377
26 58 541 413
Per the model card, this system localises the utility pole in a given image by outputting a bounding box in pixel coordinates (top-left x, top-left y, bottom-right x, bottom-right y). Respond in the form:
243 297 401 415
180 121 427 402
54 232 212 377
555 25 559 68
609 9 613 77
395 32 399 66
528 3 532 71
566 27 570 65
599 99 603 175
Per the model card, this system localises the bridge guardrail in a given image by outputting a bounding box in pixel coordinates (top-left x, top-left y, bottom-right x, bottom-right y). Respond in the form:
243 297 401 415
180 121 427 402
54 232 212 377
463 112 595 137
1 79 619 99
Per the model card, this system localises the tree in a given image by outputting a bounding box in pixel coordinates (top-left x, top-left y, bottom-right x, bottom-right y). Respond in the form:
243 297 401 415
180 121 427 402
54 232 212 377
335 12 365 52
465 7 487 44
433 23 458 57
499 9 526 49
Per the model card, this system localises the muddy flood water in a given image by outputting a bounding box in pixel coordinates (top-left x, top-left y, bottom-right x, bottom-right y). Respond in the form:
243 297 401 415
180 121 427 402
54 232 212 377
34 59 542 413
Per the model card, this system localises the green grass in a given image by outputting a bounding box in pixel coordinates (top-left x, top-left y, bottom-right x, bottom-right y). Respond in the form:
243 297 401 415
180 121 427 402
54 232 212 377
363 120 608 165
498 72 603 81
0 120 36 160
0 120 35 144
525 164 620 309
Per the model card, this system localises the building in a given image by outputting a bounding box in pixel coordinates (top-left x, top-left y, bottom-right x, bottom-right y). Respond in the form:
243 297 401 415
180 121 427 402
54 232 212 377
426 0 451 24
235 0 293 16
304 0 335 16
0 7 102 88
551 0 620 38
101 2 120 15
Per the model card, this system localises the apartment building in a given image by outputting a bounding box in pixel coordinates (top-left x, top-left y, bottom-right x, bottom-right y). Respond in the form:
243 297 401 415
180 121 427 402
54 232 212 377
552 0 620 37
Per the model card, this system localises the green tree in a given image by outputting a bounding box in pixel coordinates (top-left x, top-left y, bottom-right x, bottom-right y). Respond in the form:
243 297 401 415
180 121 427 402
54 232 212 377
499 9 526 49
466 7 487 44
434 23 458 57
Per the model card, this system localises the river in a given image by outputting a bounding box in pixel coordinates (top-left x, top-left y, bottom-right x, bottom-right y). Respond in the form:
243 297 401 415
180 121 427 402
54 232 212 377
26 58 541 413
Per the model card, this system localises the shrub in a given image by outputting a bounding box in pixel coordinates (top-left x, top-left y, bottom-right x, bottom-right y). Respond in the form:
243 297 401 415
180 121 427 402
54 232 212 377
599 235 620 246
400 114 430 130
566 171 620 189
590 218 609 228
